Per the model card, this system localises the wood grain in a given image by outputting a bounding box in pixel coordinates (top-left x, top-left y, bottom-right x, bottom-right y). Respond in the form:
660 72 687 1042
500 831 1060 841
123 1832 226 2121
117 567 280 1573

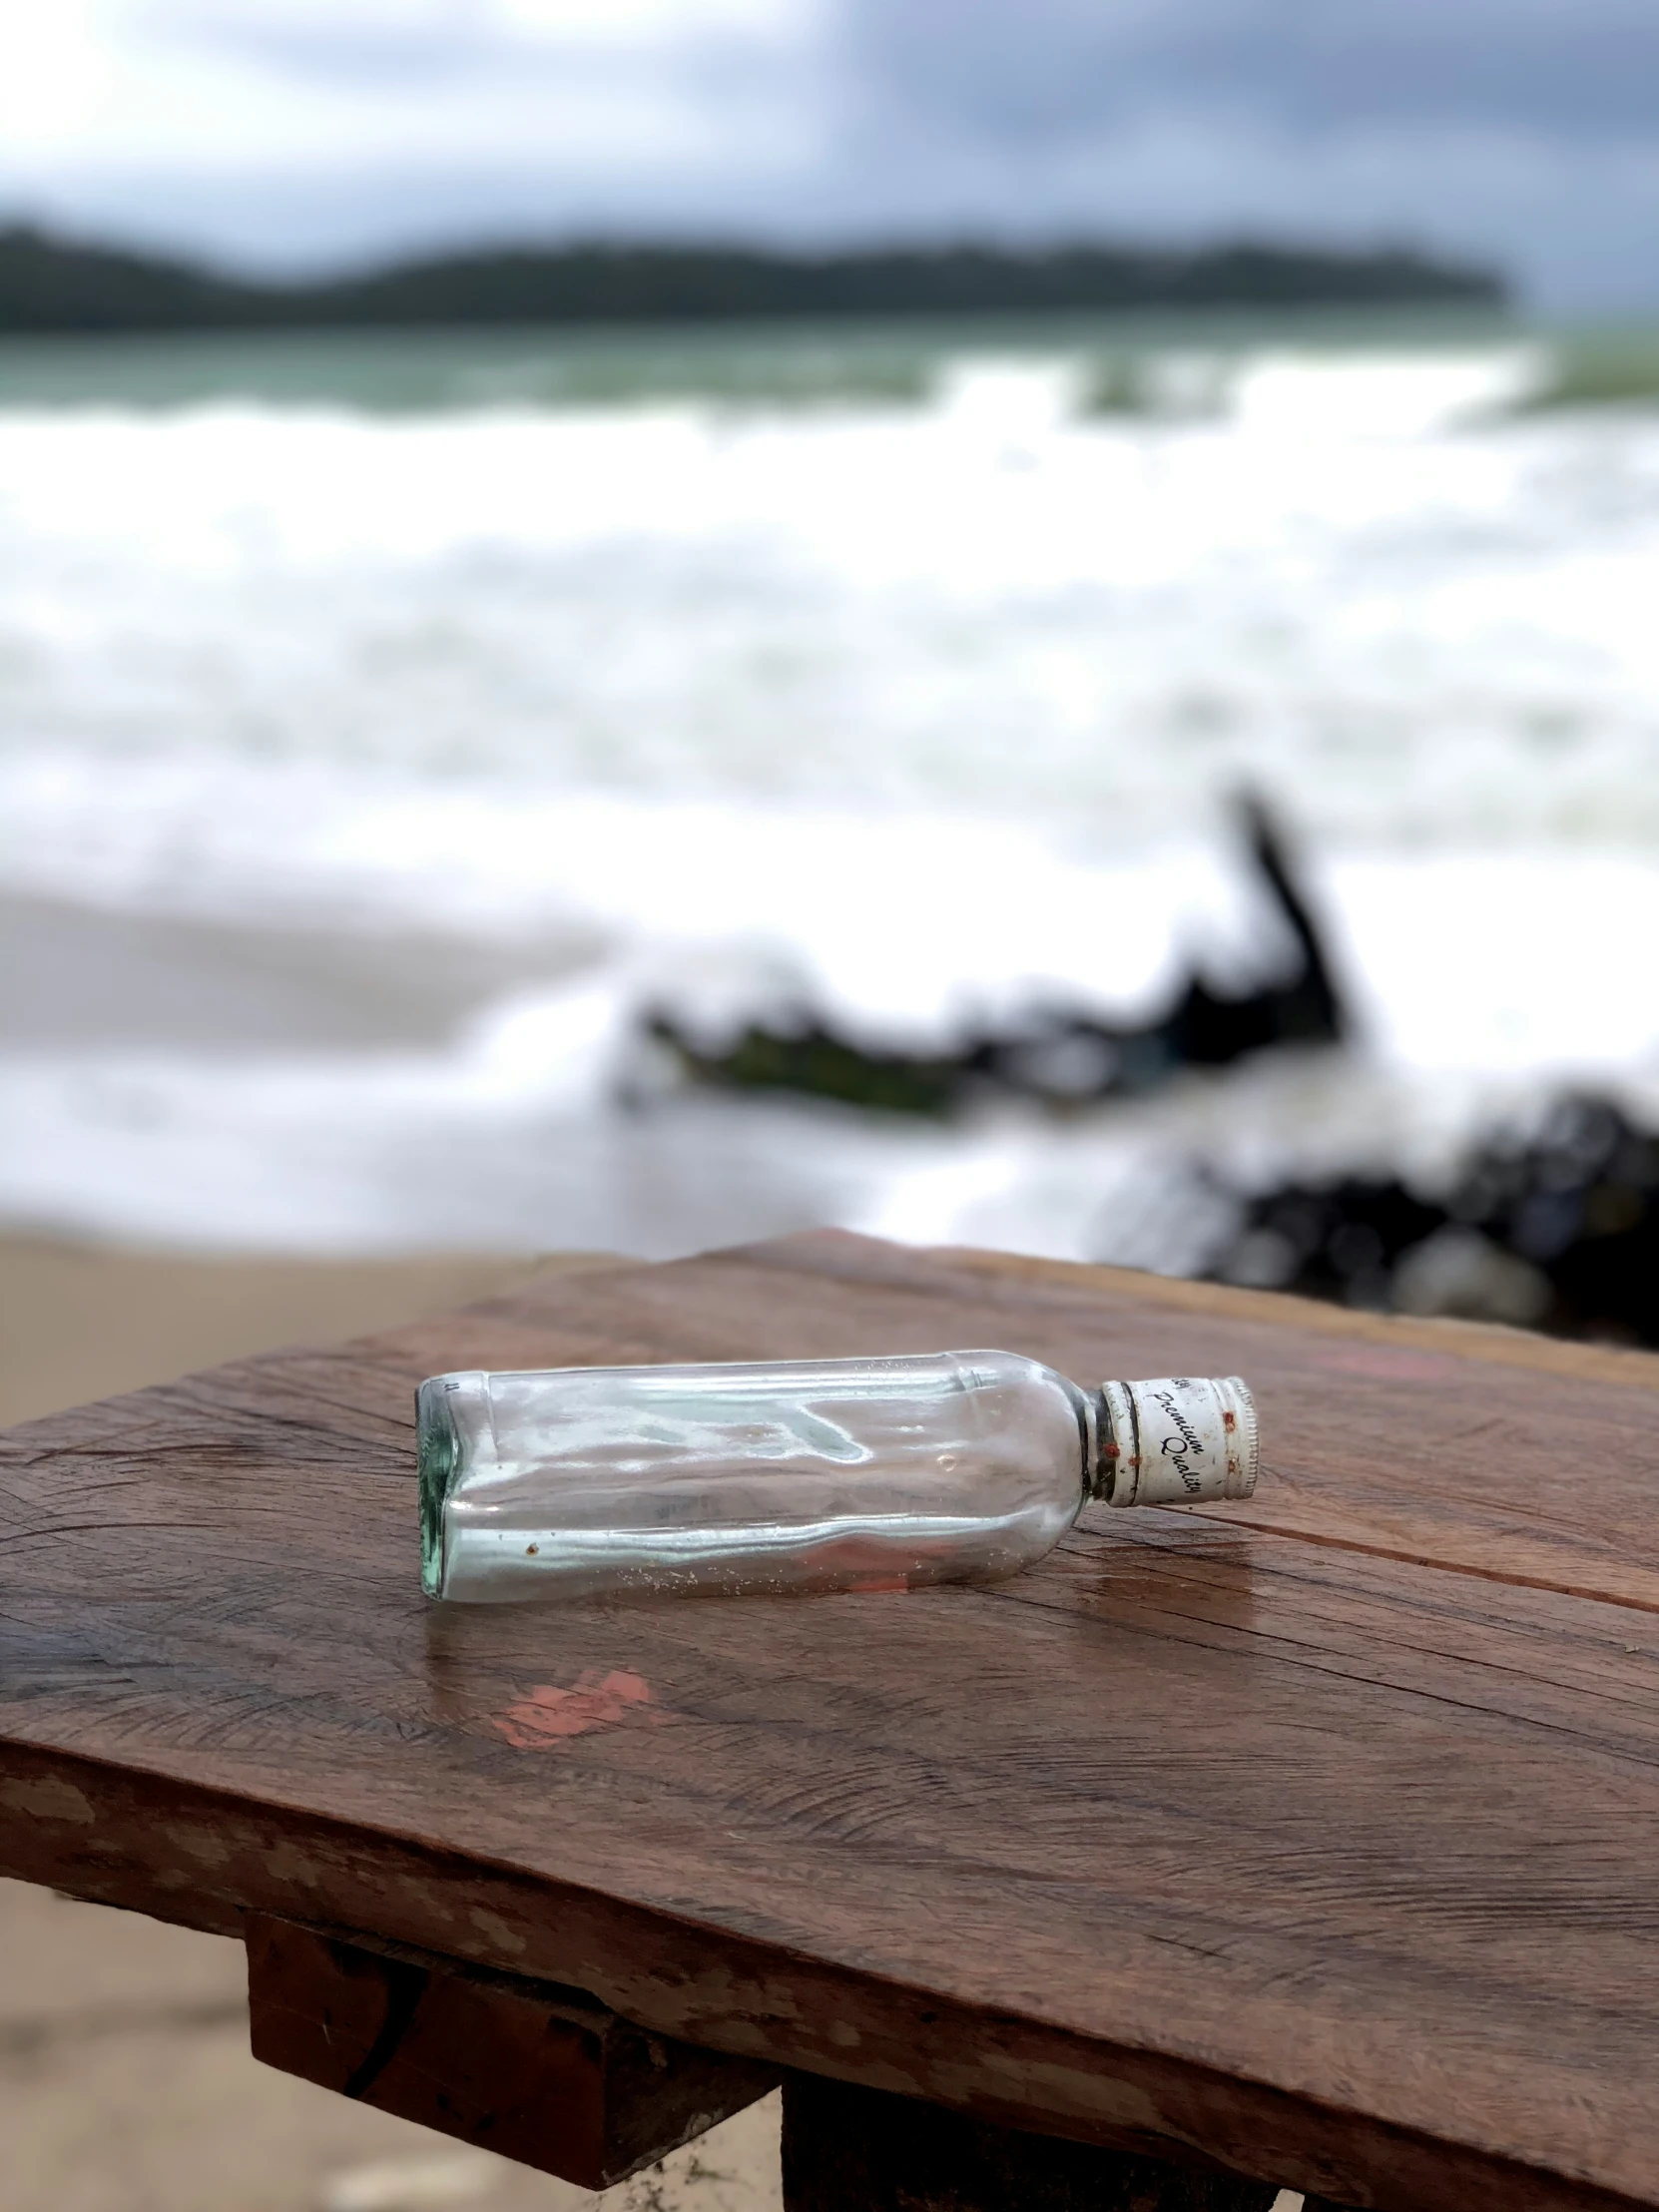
246 1914 774 2187
4 1230 1659 2212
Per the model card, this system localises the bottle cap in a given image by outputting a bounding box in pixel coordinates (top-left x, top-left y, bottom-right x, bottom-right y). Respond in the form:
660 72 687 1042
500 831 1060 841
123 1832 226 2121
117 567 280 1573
1097 1376 1258 1507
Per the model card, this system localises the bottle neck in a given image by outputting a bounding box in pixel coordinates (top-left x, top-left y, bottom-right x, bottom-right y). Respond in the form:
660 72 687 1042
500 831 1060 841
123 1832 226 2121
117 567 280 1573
1083 1387 1116 1504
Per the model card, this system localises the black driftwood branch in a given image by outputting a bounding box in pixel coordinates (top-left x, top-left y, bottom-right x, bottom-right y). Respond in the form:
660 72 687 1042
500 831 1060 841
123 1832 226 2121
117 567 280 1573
642 793 1346 1118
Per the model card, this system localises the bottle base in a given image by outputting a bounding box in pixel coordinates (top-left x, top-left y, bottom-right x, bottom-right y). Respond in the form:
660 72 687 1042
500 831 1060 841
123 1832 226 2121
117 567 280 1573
415 1378 460 1598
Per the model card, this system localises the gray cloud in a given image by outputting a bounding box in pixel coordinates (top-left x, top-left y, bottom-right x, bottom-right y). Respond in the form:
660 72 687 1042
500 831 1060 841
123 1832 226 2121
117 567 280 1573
839 0 1659 144
143 0 806 113
144 0 1659 140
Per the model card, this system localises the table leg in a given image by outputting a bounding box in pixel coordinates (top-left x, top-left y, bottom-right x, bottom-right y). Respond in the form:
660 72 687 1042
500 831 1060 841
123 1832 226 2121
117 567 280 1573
781 2074 1280 2212
245 1914 775 2191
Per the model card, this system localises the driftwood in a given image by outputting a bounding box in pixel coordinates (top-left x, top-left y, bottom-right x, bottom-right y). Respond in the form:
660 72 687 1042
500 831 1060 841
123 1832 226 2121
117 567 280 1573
643 795 1346 1115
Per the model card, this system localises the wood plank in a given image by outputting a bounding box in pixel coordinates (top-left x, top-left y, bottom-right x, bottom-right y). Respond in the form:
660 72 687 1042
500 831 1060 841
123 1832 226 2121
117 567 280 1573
4 1230 1658 2212
246 1914 775 2188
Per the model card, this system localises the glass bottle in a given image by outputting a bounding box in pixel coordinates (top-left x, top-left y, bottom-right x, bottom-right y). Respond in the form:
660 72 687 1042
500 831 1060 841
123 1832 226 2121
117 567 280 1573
418 1353 1257 1604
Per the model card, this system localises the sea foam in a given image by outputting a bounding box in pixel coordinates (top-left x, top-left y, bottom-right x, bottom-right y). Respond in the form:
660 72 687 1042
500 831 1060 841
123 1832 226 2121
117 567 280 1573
3 331 1659 1254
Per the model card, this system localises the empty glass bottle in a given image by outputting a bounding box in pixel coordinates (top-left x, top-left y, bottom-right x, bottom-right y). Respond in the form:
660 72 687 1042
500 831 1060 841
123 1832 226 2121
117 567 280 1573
418 1352 1257 1604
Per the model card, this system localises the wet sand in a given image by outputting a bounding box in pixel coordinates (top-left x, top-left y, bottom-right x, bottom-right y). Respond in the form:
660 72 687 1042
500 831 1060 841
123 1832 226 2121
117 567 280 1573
0 893 597 1053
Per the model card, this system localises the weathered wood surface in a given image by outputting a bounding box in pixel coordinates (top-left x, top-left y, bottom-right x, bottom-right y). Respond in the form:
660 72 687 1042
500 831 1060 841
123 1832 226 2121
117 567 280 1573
3 1229 1659 2212
780 2074 1281 2212
246 1913 774 2186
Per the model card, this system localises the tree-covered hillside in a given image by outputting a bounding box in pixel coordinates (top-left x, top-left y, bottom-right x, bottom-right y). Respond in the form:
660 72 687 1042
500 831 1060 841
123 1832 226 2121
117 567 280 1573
0 225 1507 334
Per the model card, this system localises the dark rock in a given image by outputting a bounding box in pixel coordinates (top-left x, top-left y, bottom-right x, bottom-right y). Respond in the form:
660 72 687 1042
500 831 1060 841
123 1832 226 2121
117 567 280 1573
1206 1092 1659 1347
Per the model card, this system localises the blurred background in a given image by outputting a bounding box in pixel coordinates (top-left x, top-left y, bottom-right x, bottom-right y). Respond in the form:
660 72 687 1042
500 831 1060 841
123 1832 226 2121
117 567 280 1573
4 4 1659 2205
7 0 1659 1335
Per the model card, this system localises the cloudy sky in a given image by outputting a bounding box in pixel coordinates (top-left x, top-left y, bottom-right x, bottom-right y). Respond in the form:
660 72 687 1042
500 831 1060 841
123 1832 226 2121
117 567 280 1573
3 0 1657 308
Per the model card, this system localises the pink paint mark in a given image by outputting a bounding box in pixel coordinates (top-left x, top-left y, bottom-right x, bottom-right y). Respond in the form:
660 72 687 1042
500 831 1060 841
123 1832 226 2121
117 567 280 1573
493 1668 669 1751
1310 1345 1460 1384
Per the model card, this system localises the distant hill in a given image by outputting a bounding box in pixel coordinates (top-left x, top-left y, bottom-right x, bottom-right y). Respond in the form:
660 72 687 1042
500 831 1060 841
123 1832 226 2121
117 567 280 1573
0 225 1507 335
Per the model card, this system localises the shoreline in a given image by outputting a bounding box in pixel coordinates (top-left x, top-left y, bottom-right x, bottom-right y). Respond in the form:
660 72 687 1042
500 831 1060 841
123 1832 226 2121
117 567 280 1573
0 892 592 1054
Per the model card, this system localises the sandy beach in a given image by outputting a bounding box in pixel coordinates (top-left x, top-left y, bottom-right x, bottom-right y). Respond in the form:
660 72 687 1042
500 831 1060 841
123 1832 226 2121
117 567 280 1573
0 1232 611 1428
0 893 609 1058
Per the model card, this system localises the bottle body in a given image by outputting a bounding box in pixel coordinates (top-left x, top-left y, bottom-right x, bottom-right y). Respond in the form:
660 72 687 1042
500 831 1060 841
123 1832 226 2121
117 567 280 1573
419 1350 1092 1603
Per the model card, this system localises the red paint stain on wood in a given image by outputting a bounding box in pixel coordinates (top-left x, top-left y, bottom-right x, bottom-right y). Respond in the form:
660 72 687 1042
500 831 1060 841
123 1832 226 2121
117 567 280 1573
493 1668 669 1750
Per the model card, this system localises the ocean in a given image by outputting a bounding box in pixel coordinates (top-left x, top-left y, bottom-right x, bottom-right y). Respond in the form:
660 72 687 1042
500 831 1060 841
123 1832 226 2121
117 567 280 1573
4 309 1659 1260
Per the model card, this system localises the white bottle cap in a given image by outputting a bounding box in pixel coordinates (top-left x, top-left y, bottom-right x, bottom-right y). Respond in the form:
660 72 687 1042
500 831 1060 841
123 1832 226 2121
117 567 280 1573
1097 1376 1258 1507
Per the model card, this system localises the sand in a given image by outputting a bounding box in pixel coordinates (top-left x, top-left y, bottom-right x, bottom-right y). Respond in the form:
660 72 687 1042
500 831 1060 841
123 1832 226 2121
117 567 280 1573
0 1876 782 2212
0 1238 625 1428
0 893 595 1053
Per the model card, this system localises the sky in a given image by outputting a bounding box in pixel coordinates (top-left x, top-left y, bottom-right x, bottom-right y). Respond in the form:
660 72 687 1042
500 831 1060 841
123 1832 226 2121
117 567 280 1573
3 0 1658 309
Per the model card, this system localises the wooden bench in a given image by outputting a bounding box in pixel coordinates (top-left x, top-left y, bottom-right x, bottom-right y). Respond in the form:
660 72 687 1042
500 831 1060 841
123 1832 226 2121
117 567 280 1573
3 1229 1656 2212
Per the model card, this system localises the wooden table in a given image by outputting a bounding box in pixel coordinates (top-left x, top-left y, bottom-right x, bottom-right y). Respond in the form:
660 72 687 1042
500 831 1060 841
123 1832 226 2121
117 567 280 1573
4 1230 1658 2212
